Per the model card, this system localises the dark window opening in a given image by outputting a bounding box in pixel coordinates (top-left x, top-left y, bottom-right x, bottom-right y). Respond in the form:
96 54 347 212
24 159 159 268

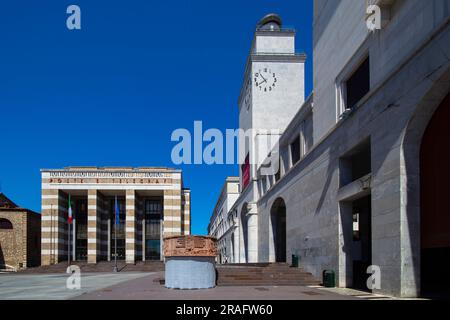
290 135 301 165
75 198 88 260
340 140 371 187
275 157 281 182
0 218 13 229
145 199 162 260
346 56 370 110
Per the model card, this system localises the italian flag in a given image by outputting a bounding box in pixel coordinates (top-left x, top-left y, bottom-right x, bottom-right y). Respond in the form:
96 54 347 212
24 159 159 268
68 195 73 225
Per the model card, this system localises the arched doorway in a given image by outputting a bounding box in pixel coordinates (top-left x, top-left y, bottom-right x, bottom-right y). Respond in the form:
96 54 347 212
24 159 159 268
270 198 287 262
240 203 249 263
420 92 450 295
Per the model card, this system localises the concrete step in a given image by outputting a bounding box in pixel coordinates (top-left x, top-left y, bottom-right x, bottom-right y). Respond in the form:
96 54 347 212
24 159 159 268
216 263 320 286
19 260 164 274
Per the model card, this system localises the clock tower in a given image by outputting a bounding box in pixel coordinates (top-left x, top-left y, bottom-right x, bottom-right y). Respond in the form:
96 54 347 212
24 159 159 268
238 14 306 189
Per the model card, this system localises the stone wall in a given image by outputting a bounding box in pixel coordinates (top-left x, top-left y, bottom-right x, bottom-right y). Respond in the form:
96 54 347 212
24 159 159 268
256 24 450 296
0 210 40 270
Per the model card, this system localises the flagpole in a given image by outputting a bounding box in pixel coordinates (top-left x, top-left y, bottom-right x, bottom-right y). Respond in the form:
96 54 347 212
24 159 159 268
113 196 118 272
114 222 117 272
68 216 71 265
67 195 72 266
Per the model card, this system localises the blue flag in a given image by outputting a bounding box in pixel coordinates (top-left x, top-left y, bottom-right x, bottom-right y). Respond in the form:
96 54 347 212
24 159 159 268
115 196 120 225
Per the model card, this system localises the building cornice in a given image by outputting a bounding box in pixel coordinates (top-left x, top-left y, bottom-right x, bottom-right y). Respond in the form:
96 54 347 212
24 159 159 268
41 167 182 173
251 53 307 63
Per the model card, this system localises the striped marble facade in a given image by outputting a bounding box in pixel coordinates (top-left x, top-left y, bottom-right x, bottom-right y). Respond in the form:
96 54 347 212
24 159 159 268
41 167 191 265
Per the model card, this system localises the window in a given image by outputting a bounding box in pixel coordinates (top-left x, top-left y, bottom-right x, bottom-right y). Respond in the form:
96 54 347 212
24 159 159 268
274 157 281 182
340 139 371 187
290 135 301 166
145 199 162 237
145 199 162 214
345 57 370 110
0 218 13 229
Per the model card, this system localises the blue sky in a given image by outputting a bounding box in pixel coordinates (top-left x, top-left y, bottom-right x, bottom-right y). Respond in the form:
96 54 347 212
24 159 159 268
0 0 313 235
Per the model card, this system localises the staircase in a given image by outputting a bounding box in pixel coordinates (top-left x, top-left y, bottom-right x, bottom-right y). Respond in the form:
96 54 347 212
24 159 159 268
216 263 320 286
18 260 164 274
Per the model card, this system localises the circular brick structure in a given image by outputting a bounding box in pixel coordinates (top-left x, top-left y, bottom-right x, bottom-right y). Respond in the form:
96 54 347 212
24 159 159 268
164 235 217 289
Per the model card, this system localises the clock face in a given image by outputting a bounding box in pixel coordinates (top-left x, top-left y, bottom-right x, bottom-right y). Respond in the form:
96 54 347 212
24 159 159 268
254 67 277 92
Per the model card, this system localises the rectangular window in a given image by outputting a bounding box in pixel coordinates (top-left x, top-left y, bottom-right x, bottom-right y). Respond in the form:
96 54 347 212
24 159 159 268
275 156 281 182
345 57 370 110
290 135 301 166
339 139 371 187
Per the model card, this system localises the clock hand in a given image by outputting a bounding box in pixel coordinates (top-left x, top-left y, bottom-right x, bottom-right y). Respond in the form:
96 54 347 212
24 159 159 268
260 74 267 82
259 77 267 85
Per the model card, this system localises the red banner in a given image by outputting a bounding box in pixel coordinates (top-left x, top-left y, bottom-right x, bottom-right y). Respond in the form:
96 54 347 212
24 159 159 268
241 154 250 190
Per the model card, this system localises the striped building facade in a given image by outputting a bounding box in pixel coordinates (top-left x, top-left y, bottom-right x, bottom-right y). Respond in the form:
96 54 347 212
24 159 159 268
41 167 190 265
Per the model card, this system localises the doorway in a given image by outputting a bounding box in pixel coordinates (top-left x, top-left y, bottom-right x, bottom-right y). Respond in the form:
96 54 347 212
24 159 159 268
74 197 87 261
351 195 372 290
144 198 162 260
109 197 126 260
270 198 287 263
341 195 372 290
420 93 450 296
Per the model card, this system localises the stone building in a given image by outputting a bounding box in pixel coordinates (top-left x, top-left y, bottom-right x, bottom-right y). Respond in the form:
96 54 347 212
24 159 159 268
41 167 190 265
210 2 450 298
0 193 41 270
208 177 239 263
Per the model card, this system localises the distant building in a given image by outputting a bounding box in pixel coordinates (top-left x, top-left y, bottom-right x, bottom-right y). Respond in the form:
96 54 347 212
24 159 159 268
0 193 41 270
41 167 191 265
208 177 239 263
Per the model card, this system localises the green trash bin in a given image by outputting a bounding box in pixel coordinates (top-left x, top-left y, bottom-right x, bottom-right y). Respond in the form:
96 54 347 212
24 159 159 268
291 254 299 268
322 270 335 288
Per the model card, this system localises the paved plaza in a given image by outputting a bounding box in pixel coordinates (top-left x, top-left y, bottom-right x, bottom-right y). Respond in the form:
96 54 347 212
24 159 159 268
0 271 395 300
0 272 151 300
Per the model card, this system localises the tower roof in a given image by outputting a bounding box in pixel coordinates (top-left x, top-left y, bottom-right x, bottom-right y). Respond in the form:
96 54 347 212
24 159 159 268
256 13 282 30
0 193 18 209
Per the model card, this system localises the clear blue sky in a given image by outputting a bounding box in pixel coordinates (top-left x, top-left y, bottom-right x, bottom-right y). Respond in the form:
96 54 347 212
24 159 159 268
0 0 313 235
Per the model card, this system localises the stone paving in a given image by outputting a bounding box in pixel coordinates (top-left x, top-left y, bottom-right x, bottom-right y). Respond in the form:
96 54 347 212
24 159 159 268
73 272 360 300
0 271 409 300
0 272 152 300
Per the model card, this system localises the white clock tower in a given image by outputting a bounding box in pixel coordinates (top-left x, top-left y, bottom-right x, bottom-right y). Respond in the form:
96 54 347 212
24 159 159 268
238 13 306 190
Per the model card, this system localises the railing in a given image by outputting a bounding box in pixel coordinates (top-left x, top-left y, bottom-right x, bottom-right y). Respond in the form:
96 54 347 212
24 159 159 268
255 27 296 33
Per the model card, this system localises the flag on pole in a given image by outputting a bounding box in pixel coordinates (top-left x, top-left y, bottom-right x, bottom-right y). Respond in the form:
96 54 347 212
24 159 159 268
68 195 73 225
115 196 119 225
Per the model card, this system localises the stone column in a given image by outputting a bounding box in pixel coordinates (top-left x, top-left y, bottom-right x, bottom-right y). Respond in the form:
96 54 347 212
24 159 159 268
163 189 182 238
233 228 239 263
142 216 146 262
41 189 68 265
87 189 100 264
125 190 136 264
239 214 246 263
107 214 111 261
182 190 191 235
247 204 258 263
135 195 143 262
